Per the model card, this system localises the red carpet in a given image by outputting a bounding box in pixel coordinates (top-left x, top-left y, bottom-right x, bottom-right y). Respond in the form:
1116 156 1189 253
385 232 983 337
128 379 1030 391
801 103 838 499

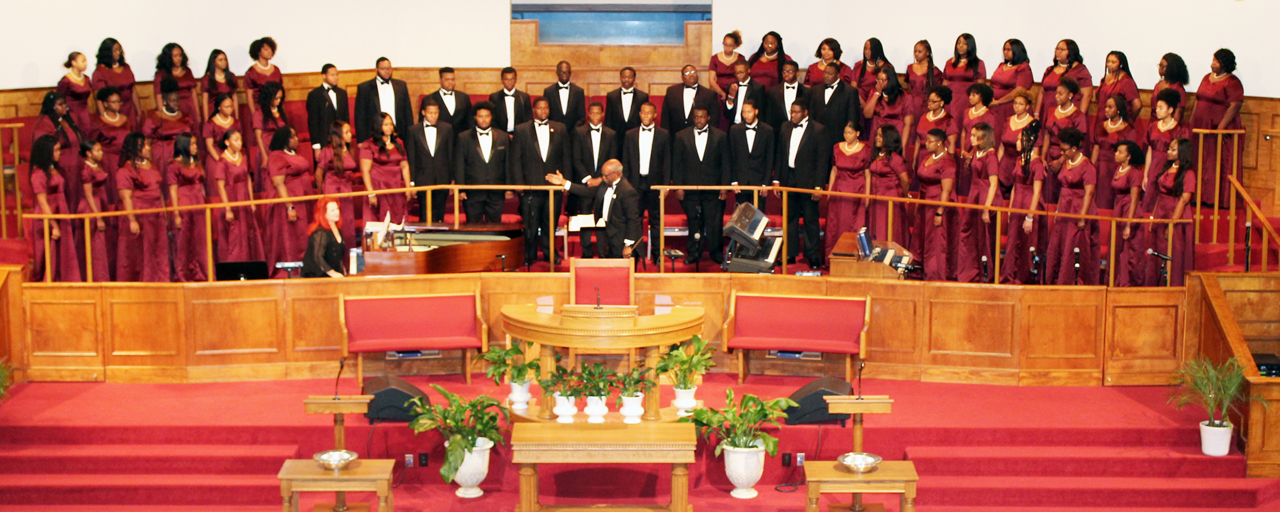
1 373 1278 510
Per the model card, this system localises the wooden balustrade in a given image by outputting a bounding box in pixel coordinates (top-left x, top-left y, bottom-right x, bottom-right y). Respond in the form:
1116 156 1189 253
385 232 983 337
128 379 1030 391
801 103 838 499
0 123 22 239
1227 175 1280 271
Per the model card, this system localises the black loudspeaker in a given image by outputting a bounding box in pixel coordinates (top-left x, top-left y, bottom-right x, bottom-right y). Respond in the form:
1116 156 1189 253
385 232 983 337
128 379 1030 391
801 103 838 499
362 376 427 423
783 377 852 425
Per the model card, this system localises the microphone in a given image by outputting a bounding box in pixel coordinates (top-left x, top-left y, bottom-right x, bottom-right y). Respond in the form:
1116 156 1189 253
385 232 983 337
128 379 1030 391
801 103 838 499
1147 248 1173 262
1245 222 1253 272
855 360 866 400
1028 246 1040 283
334 357 346 399
981 255 989 283
595 286 602 309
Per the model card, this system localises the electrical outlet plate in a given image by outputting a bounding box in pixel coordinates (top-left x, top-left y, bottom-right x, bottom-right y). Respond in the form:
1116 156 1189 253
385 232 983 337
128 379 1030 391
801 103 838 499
404 454 414 467
797 452 805 467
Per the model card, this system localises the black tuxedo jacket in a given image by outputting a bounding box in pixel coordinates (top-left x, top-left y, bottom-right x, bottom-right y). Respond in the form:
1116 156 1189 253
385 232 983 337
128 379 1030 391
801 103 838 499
489 89 533 133
776 120 830 190
572 125 619 183
765 82 809 134
453 129 514 186
622 125 671 190
354 77 412 142
808 81 860 149
605 88 649 142
405 121 454 186
306 84 350 148
567 178 643 251
723 80 768 125
671 126 731 187
512 120 568 186
426 89 472 132
728 122 776 186
543 82 587 130
661 84 719 134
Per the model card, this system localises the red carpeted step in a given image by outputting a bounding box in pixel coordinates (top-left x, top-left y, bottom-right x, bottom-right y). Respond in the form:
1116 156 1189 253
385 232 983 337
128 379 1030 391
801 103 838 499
918 475 1280 508
0 507 281 512
0 474 279 505
906 445 1245 478
0 444 298 474
916 506 1280 512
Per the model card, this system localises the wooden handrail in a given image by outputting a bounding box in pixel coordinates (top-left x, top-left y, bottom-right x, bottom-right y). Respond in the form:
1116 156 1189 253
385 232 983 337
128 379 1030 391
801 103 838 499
1228 175 1280 271
0 122 23 239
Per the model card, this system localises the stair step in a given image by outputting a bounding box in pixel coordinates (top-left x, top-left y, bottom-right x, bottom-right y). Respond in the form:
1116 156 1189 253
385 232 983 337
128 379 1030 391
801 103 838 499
918 475 1280 508
0 507 281 512
0 474 280 505
0 444 299 474
917 506 1280 512
906 445 1245 478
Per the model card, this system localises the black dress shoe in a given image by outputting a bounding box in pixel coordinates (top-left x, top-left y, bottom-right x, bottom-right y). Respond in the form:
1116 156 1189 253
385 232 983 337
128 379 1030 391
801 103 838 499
786 257 797 265
683 256 699 265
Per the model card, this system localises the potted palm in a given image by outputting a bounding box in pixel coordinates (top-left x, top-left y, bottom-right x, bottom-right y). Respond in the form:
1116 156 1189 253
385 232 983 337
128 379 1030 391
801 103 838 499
579 362 617 423
408 385 509 497
1169 357 1264 456
482 340 541 412
683 389 797 499
615 367 654 424
0 358 12 403
657 335 716 416
540 364 582 423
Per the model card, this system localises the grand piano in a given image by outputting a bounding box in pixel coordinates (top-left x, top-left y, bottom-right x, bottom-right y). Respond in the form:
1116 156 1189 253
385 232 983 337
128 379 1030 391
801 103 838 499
360 222 525 275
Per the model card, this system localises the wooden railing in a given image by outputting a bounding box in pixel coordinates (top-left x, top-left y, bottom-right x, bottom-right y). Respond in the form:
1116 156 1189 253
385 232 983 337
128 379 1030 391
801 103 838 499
1193 129 1247 247
0 122 22 239
1227 175 1280 271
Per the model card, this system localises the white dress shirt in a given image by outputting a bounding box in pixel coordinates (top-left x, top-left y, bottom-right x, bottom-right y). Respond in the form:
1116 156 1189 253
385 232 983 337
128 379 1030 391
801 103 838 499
783 82 799 114
314 85 341 150
620 88 635 122
477 129 492 163
823 82 837 104
683 85 698 118
744 122 757 154
787 119 807 168
585 124 603 183
730 80 751 124
695 127 708 161
638 125 654 176
424 122 437 156
502 89 517 132
377 79 396 125
557 82 571 117
535 120 550 162
439 89 457 117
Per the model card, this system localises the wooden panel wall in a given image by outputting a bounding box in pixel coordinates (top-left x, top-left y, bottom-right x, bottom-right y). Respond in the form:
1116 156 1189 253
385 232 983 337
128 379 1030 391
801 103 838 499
1103 287 1187 385
0 266 23 383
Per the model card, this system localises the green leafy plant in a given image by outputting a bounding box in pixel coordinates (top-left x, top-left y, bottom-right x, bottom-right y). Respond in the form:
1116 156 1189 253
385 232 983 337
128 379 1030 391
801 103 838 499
482 339 541 386
682 388 798 456
614 366 654 407
1169 357 1265 428
656 335 716 390
539 363 584 398
408 384 509 483
0 358 12 401
578 362 616 397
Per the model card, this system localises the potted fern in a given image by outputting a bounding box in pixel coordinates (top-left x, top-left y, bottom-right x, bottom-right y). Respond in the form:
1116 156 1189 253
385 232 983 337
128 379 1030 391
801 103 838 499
615 366 654 424
540 364 582 423
408 385 509 497
683 389 797 499
579 362 617 423
657 335 716 416
1169 357 1263 456
482 339 541 412
0 358 12 403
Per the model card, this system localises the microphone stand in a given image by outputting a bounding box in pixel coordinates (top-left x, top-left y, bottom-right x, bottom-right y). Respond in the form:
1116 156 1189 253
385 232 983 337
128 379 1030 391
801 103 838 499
855 360 866 400
1245 222 1253 272
595 286 602 309
981 255 989 283
334 357 346 398
1029 246 1040 285
1073 247 1081 286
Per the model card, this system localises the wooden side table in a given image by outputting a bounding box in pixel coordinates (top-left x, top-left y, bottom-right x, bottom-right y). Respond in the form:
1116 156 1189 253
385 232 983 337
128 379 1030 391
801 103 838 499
278 459 395 512
804 460 918 512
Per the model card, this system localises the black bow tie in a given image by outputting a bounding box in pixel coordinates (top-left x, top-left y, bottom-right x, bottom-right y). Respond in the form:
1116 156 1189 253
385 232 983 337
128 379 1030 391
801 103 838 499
696 128 708 135
324 86 333 92
441 90 452 96
795 123 806 129
785 84 797 90
558 84 570 90
590 127 601 133
504 91 515 97
378 79 390 85
622 90 633 95
641 126 653 132
535 120 548 127
826 84 837 90
745 125 756 131
739 82 750 87
685 85 698 90
477 129 491 136
423 123 434 128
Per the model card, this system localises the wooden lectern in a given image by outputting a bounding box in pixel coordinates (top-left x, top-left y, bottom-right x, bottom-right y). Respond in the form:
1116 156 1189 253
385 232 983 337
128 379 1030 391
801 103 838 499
828 233 905 279
823 395 894 512
304 395 375 512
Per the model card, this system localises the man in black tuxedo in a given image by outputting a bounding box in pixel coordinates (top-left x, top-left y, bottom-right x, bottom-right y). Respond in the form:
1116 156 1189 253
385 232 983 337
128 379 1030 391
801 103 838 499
406 99 454 223
777 102 829 269
671 106 730 265
722 61 767 127
545 159 641 259
661 64 719 134
543 61 586 131
765 61 807 138
621 102 669 261
425 67 472 132
571 102 619 258
605 67 648 148
513 97 568 263
453 101 514 224
306 64 350 160
354 57 412 142
728 99 775 211
808 64 860 151
489 67 532 134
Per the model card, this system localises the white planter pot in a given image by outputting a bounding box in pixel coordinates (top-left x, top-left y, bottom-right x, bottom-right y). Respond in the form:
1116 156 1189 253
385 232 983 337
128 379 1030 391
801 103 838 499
723 443 766 499
1200 420 1234 456
584 395 609 423
672 386 698 417
620 393 645 424
445 437 494 498
553 393 578 423
508 380 533 412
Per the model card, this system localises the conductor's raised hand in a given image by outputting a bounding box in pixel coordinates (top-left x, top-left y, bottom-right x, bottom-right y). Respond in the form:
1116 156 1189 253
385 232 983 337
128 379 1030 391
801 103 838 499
545 171 566 186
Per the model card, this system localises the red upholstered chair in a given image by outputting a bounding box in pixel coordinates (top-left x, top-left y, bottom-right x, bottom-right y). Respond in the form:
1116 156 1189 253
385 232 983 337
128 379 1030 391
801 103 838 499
340 292 488 384
723 292 870 383
566 258 636 369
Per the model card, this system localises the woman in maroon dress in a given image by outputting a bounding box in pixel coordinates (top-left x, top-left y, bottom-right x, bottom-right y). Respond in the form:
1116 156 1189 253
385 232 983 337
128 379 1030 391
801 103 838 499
264 127 315 277
911 86 956 168
709 31 745 100
746 31 789 90
1152 53 1189 122
91 38 141 120
29 135 81 282
153 43 200 135
1045 127 1099 285
863 65 911 148
826 122 870 258
849 39 888 101
57 52 94 133
1035 40 1092 125
961 84 997 157
989 39 1033 136
1191 49 1245 206
360 114 412 224
999 122 1046 284
244 37 282 120
1039 77 1089 205
915 129 956 281
866 125 910 245
1095 51 1141 129
201 49 238 122
957 123 1000 283
253 81 289 183
1091 95 1142 210
317 121 358 249
1144 89 1190 213
904 40 942 149
91 87 133 207
212 130 263 263
1146 138 1196 286
942 34 986 123
33 92 85 211
1110 141 1145 287
76 140 113 282
116 133 169 282
166 134 207 282
203 93 240 196
143 78 193 179
806 38 856 89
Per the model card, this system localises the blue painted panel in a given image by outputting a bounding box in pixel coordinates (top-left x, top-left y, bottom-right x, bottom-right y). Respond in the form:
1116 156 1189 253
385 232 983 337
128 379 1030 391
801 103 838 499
513 11 712 45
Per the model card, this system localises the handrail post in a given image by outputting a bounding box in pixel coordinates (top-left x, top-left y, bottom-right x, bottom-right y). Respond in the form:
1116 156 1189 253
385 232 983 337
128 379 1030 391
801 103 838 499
1212 133 1223 244
1195 134 1204 245
453 186 460 229
780 189 788 275
1229 176 1237 266
84 218 93 283
992 209 1002 283
1167 221 1175 287
886 197 894 245
658 189 666 274
0 133 6 239
425 187 433 226
1264 228 1271 271
43 218 51 283
205 208 215 282
753 188 759 208
548 188 556 273
1107 219 1117 287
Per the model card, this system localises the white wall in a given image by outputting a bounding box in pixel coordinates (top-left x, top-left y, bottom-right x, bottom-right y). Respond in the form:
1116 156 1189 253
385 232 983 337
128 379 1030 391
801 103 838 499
713 0 1272 97
0 0 512 90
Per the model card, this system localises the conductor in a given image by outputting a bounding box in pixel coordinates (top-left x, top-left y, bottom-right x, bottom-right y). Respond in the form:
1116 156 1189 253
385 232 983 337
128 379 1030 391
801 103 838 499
545 159 642 259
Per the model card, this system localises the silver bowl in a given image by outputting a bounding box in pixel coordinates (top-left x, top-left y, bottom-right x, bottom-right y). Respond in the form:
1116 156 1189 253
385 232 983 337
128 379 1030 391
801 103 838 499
314 449 358 471
837 452 882 473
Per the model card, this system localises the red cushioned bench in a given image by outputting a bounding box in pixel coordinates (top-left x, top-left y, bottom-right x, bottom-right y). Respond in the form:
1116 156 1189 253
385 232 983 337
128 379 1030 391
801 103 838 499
340 292 488 384
722 291 869 384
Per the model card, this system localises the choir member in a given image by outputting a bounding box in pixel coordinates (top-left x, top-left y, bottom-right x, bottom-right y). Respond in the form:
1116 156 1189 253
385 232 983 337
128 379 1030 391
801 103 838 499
200 49 238 122
776 102 828 269
728 99 775 211
116 133 169 282
34 91 85 209
166 134 207 282
915 129 955 281
997 92 1039 187
622 103 671 261
862 65 912 151
1040 77 1089 205
1146 138 1196 286
956 122 1000 283
961 83 997 158
1045 127 1099 285
746 31 789 90
1110 140 1145 287
359 114 411 224
302 198 347 278
264 126 314 276
1091 95 1142 209
244 37 282 119
544 61 587 131
999 123 1046 284
30 135 81 282
513 97 569 263
805 38 854 88
145 78 192 177
454 102 515 224
723 62 767 127
1190 49 1245 206
912 86 956 167
92 87 133 210
153 43 200 134
316 122 357 248
572 102 619 257
709 31 746 100
1144 89 1190 212
672 106 731 265
252 81 289 181
307 64 350 160
354 58 412 142
406 100 454 224
76 140 112 282
203 93 240 196
1035 39 1092 124
91 38 140 120
866 125 910 245
826 121 870 258
57 52 94 133
605 67 649 147
905 40 943 145
1152 53 1189 122
764 61 807 135
427 67 472 132
212 130 264 262
943 34 986 123
1096 51 1141 127
489 67 532 135
850 38 889 104
662 65 719 134
989 39 1032 134
808 65 860 152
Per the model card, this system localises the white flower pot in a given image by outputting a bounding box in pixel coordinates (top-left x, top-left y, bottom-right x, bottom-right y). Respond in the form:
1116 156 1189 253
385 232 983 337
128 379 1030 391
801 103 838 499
553 393 578 423
1200 420 1234 456
672 386 698 417
445 437 494 498
620 393 645 424
584 395 609 423
723 442 766 499
508 380 533 412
